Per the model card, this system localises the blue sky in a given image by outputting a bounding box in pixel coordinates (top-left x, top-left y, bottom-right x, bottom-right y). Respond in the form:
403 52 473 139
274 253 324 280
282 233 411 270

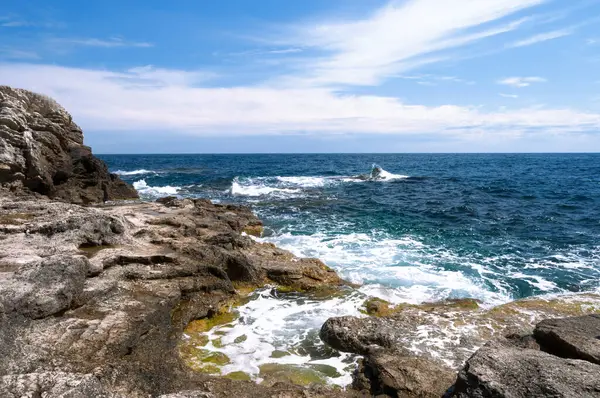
1 0 600 153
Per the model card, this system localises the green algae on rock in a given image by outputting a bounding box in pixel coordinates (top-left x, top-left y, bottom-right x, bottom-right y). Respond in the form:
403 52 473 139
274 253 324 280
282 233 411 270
259 363 328 387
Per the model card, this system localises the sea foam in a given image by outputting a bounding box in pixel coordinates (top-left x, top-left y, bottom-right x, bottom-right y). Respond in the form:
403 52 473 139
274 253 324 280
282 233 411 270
133 179 180 197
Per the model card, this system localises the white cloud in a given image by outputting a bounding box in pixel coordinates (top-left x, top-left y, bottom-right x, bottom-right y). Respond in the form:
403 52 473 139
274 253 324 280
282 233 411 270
507 28 572 48
498 77 546 88
499 93 519 98
1 63 598 137
266 0 544 87
49 37 153 48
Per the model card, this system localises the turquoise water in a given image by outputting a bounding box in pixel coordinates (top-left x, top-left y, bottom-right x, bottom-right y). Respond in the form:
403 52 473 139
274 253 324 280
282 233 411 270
101 153 600 304
100 153 600 382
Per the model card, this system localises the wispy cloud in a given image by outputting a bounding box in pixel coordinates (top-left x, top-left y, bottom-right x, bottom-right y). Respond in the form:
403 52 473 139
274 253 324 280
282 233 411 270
499 93 519 98
507 28 573 48
1 63 598 138
498 77 546 88
0 48 39 60
1 20 30 27
50 37 153 48
400 74 476 86
0 14 63 29
264 0 544 87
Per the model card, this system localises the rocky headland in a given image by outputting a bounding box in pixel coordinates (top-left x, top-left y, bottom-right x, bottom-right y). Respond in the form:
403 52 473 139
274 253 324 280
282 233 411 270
1 86 599 397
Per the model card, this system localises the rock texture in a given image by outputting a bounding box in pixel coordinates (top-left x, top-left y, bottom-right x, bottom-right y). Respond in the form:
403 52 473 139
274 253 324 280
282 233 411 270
0 86 137 203
352 349 455 398
452 336 600 398
534 314 600 365
0 194 345 397
320 297 600 397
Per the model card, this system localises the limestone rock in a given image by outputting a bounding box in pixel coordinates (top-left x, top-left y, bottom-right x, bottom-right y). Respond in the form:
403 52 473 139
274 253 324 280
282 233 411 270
452 339 600 397
353 350 455 398
534 314 600 365
0 195 347 397
0 86 137 203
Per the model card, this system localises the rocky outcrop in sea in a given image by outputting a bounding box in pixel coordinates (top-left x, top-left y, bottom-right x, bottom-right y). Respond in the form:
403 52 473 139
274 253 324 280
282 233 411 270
1 87 599 397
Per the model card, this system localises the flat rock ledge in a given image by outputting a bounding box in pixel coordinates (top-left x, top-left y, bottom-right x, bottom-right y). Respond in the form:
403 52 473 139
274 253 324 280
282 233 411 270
0 194 349 398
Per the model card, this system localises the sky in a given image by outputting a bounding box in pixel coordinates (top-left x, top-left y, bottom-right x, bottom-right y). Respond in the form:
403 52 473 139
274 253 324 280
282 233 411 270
1 0 600 153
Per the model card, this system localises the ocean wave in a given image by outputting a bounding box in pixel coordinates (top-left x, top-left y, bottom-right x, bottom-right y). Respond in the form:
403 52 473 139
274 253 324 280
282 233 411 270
255 231 511 306
113 169 156 176
230 177 302 197
276 176 328 188
133 179 180 197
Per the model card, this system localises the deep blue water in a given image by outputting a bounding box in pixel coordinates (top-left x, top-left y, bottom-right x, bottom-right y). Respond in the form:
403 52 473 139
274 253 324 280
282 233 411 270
100 153 600 305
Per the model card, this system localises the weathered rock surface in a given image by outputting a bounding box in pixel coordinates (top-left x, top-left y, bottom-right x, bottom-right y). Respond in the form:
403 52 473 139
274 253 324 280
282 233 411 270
353 349 455 398
534 314 600 365
321 295 600 370
0 86 137 203
452 338 600 398
320 297 600 397
0 194 346 397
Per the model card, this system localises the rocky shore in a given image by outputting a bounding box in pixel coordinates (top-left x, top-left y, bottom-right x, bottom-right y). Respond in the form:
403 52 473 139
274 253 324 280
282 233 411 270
1 86 599 397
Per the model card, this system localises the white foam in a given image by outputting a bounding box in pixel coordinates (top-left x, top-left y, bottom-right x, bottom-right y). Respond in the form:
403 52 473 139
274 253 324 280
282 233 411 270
113 169 155 176
199 287 364 385
510 272 559 292
378 169 409 181
256 232 510 306
133 179 180 197
230 177 301 197
276 176 328 187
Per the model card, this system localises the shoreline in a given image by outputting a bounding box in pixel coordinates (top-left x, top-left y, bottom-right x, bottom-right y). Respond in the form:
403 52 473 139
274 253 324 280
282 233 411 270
2 86 599 397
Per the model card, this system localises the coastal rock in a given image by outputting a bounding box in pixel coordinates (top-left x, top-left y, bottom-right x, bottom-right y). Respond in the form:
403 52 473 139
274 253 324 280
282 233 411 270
0 372 115 398
353 349 455 398
320 316 398 355
320 295 600 370
0 86 137 203
0 195 345 397
451 339 600 397
534 314 600 364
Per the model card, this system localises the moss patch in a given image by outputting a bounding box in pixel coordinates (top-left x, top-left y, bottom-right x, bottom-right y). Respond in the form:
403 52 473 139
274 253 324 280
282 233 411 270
184 310 239 334
259 364 327 386
225 371 252 381
234 334 247 344
361 296 482 317
243 224 264 237
270 350 290 359
308 364 342 378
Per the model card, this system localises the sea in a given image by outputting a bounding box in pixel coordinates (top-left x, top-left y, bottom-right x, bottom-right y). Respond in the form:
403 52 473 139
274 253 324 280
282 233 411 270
100 153 600 384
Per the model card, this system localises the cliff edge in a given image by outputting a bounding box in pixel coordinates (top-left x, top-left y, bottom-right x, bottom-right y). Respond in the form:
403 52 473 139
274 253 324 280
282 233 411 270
0 86 137 203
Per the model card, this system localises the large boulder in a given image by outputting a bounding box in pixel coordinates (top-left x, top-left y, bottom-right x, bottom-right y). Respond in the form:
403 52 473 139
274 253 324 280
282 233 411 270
534 314 600 365
452 339 600 397
353 349 455 398
0 86 137 203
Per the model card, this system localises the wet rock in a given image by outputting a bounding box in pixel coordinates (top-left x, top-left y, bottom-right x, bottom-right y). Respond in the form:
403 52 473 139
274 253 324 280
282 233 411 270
353 349 455 398
0 86 137 203
320 294 600 370
320 316 398 355
452 339 600 397
534 314 600 364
